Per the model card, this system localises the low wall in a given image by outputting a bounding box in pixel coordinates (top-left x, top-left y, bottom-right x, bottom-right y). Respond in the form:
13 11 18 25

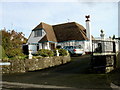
2 56 71 74
116 51 120 68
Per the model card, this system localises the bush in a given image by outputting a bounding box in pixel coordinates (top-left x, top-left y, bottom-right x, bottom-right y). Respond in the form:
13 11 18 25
54 49 68 56
6 48 24 58
2 57 9 62
59 49 68 56
37 49 54 57
14 55 27 60
0 45 6 59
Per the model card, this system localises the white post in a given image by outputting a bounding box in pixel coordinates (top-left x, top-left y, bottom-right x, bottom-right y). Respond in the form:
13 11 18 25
29 50 33 59
47 42 50 50
100 30 105 52
56 50 59 56
85 15 92 53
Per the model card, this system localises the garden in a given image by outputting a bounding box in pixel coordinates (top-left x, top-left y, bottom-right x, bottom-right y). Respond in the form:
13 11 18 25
0 29 68 62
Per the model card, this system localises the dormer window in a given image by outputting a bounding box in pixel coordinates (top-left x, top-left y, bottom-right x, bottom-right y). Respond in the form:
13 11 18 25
34 29 42 37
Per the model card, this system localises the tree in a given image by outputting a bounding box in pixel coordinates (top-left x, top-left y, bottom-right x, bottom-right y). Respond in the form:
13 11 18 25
1 29 27 58
112 35 115 40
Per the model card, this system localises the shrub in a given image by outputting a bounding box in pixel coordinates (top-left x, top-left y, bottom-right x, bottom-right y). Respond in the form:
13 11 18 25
0 45 6 59
2 57 9 62
58 49 68 56
37 49 54 57
14 55 27 60
6 48 24 58
54 49 68 56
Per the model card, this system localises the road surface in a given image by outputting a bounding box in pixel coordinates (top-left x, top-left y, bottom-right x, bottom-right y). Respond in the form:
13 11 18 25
2 55 119 90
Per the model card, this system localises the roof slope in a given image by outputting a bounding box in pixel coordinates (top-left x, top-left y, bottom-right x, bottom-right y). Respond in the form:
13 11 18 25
33 22 57 42
53 22 88 42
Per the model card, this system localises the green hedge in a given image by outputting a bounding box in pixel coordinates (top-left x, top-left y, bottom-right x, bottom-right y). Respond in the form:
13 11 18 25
37 49 54 57
54 49 68 56
37 49 68 57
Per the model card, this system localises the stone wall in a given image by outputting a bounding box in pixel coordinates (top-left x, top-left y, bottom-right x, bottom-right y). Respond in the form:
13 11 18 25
91 51 120 73
116 51 120 68
2 56 71 74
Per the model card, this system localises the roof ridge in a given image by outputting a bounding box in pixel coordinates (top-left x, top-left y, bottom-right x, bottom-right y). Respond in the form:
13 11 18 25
52 22 76 27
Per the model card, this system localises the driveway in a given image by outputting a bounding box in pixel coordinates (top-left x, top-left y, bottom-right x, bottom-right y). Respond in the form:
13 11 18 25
2 55 119 90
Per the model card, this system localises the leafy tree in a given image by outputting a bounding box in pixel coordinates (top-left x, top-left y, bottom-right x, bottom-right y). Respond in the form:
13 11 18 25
1 29 27 58
0 45 6 59
112 35 115 40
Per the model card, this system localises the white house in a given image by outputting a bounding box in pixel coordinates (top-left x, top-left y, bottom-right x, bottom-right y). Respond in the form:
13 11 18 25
27 16 92 54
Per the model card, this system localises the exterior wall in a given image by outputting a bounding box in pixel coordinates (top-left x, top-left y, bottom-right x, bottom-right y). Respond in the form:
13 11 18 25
27 29 46 44
39 42 56 50
84 41 90 52
28 44 38 54
39 43 42 49
43 42 50 50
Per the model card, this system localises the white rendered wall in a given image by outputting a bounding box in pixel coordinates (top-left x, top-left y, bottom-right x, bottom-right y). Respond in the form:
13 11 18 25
27 29 46 44
57 41 86 50
28 45 37 54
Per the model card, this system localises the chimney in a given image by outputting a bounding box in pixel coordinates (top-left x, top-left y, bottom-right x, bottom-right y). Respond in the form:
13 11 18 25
85 15 91 40
85 15 92 53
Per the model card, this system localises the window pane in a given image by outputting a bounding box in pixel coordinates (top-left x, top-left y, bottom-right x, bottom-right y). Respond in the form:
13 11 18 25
34 29 42 37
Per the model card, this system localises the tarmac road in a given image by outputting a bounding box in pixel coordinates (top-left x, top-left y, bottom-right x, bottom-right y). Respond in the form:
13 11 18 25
2 55 118 90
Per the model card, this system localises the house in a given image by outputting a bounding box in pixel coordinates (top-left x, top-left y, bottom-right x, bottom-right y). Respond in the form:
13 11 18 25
26 16 92 54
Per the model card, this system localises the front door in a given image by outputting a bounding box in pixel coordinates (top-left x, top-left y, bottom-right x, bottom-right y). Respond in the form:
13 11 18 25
51 43 55 50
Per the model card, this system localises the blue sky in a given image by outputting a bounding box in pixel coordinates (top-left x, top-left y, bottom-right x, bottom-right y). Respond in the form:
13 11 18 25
0 2 118 38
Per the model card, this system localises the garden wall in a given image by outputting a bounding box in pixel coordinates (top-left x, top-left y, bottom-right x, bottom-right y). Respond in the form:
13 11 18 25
2 56 71 74
116 51 120 68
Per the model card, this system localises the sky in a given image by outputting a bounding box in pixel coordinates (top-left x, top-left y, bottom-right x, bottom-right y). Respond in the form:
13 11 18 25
0 1 118 38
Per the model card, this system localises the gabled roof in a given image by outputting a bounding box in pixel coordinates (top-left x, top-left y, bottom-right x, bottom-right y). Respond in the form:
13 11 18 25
33 22 57 43
53 22 88 42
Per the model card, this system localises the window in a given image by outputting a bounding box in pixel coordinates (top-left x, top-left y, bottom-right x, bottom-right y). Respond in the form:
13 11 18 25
34 29 42 37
